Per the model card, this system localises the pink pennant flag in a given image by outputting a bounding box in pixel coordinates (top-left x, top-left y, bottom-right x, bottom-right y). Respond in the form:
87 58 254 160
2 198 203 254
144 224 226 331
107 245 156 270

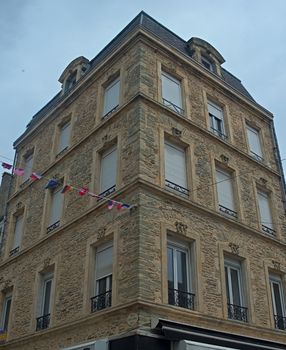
14 168 24 176
117 203 123 211
78 187 89 196
30 172 42 181
107 200 114 210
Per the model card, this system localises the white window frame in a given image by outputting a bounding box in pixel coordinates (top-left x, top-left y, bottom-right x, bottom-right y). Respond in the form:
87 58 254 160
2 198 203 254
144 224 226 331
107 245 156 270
270 275 285 317
99 146 117 195
23 153 33 182
208 101 226 139
40 275 53 317
215 168 236 217
257 190 274 234
246 125 263 161
102 77 120 117
58 121 71 154
1 293 12 331
224 259 244 307
161 71 183 113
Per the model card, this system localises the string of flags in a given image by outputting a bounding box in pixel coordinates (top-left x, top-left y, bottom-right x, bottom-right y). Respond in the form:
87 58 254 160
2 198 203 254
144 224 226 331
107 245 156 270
1 162 131 211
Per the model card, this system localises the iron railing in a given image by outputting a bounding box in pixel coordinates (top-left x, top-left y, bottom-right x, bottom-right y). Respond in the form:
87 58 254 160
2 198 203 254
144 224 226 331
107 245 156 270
262 225 275 235
210 127 228 140
162 98 184 115
102 105 119 119
91 290 112 312
165 179 189 196
9 246 20 257
36 314 50 331
47 220 60 233
56 146 69 158
274 314 286 330
98 185 116 199
168 288 195 310
219 204 238 218
227 303 248 322
250 151 264 162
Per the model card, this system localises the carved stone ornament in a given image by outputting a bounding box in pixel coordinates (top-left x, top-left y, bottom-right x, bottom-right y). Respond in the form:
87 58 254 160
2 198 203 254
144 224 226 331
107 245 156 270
4 279 12 290
97 227 106 240
259 177 267 185
175 221 187 235
172 127 182 138
229 242 239 255
43 258 51 269
220 154 229 164
16 202 23 210
272 260 281 271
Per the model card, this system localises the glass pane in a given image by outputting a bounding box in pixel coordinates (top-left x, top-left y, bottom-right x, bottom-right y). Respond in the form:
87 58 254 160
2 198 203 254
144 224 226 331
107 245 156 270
216 169 235 211
162 73 182 108
96 245 113 279
3 298 11 331
97 277 107 295
23 155 33 181
58 122 71 152
43 280 52 315
258 192 273 228
49 189 62 225
176 250 187 291
13 215 23 249
165 143 187 188
273 282 283 316
100 148 117 192
230 268 241 306
247 126 262 157
167 247 174 290
103 79 120 115
225 266 230 303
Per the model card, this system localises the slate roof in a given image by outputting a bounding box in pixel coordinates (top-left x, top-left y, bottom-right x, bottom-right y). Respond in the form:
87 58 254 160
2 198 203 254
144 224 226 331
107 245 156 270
19 11 255 144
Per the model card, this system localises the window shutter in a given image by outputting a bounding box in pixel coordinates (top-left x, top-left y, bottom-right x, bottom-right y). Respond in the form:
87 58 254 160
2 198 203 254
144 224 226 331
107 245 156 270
100 147 117 192
49 188 62 225
165 142 187 188
23 154 33 181
103 79 120 116
96 245 113 280
162 72 182 108
58 122 71 152
12 215 23 249
208 102 223 120
246 126 262 157
216 169 235 210
257 191 273 228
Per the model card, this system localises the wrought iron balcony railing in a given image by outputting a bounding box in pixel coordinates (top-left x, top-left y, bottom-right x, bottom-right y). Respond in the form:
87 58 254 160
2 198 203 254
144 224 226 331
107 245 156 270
162 98 184 115
47 220 60 233
36 314 50 331
165 179 189 196
98 185 116 200
227 303 248 322
262 225 275 235
9 246 20 257
91 290 112 313
102 105 119 119
168 288 195 310
210 127 228 140
56 146 69 158
250 151 264 162
274 314 286 330
219 204 238 218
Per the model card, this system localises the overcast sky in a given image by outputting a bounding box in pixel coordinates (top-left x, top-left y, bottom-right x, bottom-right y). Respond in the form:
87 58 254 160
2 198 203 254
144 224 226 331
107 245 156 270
0 0 286 179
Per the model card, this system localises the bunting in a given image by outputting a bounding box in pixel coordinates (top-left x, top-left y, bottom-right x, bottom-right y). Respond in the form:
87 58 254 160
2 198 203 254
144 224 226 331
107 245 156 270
30 172 42 181
1 162 12 170
44 179 59 189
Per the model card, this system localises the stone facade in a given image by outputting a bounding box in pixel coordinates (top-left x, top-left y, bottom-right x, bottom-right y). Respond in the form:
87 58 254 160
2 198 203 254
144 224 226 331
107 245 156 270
0 11 285 350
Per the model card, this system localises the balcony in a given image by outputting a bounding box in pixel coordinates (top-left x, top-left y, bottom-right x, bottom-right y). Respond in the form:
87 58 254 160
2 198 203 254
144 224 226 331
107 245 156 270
46 220 60 233
165 179 189 197
250 151 264 162
274 314 286 330
168 288 195 310
102 105 119 119
91 290 112 312
262 225 275 235
219 204 238 218
36 314 50 331
210 127 227 141
163 98 184 115
98 185 116 199
227 303 248 322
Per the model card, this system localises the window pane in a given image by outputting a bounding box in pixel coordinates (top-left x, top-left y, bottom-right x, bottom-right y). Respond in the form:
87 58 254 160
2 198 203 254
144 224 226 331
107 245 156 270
97 277 107 295
167 247 174 290
12 215 23 249
49 188 62 225
58 122 71 153
165 143 187 188
3 297 11 331
162 73 182 108
247 126 262 157
225 267 230 303
230 268 241 306
103 79 120 116
23 154 33 181
272 281 283 316
177 250 188 292
100 147 117 192
43 280 52 315
216 169 235 211
96 245 113 279
257 191 273 228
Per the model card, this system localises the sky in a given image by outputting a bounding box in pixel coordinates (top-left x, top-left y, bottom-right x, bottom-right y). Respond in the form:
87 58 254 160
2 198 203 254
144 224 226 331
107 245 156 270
0 0 286 178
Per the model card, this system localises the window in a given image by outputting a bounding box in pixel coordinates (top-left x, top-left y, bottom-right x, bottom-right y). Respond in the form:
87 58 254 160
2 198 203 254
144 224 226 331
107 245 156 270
57 121 71 155
270 276 286 330
201 56 215 72
257 190 275 235
91 243 113 312
47 187 63 233
102 78 120 117
208 102 227 140
224 259 247 322
22 153 33 182
1 293 12 331
216 169 237 218
10 214 24 256
161 72 183 114
167 240 194 310
36 274 53 331
246 125 263 161
99 146 117 197
65 71 77 92
165 142 188 196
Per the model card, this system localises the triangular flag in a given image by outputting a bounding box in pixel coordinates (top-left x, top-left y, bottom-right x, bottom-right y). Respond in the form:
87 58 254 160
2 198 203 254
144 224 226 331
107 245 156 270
107 200 114 210
1 162 12 170
122 204 130 209
45 179 58 189
78 187 89 196
30 172 42 181
117 203 123 211
14 168 24 176
61 185 72 194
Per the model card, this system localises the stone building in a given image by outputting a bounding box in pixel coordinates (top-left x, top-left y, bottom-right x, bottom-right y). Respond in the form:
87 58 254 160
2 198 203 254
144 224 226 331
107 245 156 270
0 11 286 350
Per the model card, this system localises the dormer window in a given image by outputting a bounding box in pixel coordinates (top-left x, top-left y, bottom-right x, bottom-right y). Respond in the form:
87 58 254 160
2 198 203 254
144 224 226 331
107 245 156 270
65 71 77 92
201 56 215 72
